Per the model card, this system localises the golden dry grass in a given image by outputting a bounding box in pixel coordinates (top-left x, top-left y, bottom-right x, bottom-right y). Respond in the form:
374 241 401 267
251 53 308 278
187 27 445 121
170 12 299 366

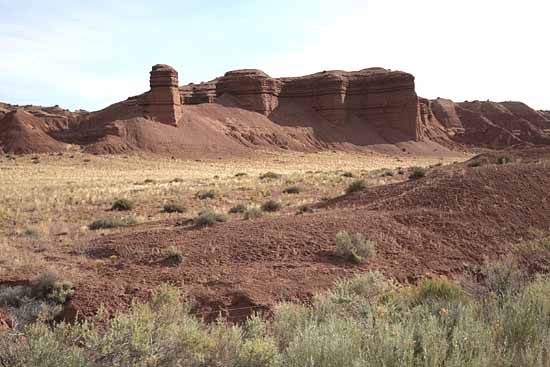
0 150 469 277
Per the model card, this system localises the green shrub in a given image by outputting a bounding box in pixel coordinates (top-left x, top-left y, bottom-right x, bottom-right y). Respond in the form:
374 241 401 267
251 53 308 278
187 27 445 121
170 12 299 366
283 186 302 194
261 200 281 212
162 203 185 213
88 216 137 230
335 231 376 264
260 171 281 180
229 204 247 214
244 207 263 220
111 198 134 211
345 179 366 194
162 203 185 214
30 272 74 304
164 246 184 266
194 210 227 226
195 190 217 200
413 278 464 305
409 167 426 179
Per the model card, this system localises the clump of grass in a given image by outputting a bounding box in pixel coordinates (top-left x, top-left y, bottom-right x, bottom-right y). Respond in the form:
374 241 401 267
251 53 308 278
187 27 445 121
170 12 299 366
194 210 227 226
162 203 185 214
335 231 376 264
296 205 314 215
260 171 281 180
261 200 281 212
229 204 247 214
409 166 426 179
345 179 366 194
143 178 156 184
195 190 216 200
164 246 184 266
244 207 263 220
89 216 137 230
496 155 512 165
341 172 354 178
283 186 302 194
111 198 134 211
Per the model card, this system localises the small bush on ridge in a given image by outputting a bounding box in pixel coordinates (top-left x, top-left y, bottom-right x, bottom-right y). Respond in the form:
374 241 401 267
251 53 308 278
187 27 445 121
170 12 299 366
345 179 366 194
261 200 281 212
111 198 134 211
335 231 376 264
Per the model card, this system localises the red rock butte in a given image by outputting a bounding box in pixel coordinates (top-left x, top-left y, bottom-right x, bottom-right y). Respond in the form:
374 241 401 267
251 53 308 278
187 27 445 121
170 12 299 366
140 64 182 126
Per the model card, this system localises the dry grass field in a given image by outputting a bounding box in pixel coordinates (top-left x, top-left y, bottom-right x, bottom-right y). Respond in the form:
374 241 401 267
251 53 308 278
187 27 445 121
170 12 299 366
0 150 468 278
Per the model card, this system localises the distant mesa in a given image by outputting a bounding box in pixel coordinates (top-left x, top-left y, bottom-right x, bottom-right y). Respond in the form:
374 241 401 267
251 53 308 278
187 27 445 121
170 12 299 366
0 64 549 155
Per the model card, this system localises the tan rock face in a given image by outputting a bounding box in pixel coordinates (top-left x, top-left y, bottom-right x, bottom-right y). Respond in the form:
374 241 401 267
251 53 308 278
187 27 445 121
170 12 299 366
215 68 423 140
141 64 182 126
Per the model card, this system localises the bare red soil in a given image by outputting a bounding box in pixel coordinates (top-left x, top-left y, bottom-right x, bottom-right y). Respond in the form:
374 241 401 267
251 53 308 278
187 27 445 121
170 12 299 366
41 147 546 320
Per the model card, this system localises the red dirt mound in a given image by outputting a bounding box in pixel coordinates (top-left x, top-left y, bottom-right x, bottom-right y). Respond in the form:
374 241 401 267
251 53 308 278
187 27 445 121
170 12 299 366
431 99 550 148
64 148 550 319
0 109 66 154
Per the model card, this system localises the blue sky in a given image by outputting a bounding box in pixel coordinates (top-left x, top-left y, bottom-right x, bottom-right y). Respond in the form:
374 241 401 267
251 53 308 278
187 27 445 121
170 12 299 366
1 0 548 111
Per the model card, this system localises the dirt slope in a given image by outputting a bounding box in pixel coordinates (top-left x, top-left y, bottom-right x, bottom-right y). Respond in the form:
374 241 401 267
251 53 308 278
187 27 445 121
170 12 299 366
0 110 66 154
61 147 550 319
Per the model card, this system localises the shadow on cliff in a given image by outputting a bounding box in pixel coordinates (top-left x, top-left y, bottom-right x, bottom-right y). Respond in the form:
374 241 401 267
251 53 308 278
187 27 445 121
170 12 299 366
268 99 415 147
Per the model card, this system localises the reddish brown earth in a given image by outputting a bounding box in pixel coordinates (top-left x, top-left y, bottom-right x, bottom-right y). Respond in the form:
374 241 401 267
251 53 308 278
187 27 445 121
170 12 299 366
8 146 538 321
431 98 550 148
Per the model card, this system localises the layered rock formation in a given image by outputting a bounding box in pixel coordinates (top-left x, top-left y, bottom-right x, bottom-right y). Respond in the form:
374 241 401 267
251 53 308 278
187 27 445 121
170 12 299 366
212 68 423 141
140 64 182 126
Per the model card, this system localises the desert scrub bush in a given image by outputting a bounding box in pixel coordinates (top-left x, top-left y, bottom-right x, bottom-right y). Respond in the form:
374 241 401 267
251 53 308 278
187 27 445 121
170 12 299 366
88 216 137 230
296 205 313 215
195 189 217 200
244 207 263 220
480 257 526 299
496 155 512 165
335 231 376 264
4 276 550 366
161 202 185 213
409 166 426 179
410 277 465 305
111 198 134 211
345 179 366 194
260 171 281 180
281 318 364 367
261 200 281 212
164 246 184 266
194 210 227 226
229 203 247 214
30 272 74 304
283 185 302 194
